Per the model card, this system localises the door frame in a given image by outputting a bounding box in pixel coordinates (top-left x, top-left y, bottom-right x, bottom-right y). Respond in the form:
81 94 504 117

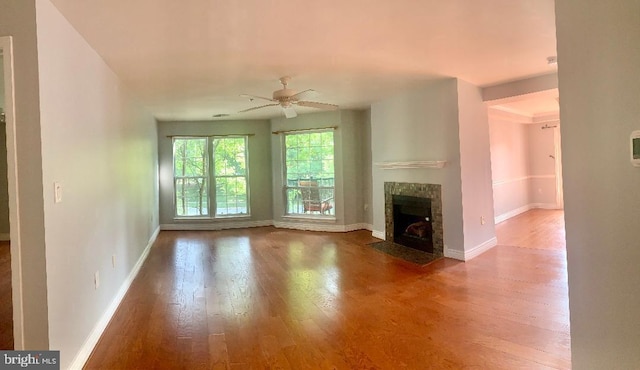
554 125 564 209
1 35 24 350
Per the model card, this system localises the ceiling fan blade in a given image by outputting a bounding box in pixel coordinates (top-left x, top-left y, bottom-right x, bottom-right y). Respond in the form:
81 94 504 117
238 103 279 113
239 94 275 103
289 89 318 101
297 101 339 110
282 106 297 118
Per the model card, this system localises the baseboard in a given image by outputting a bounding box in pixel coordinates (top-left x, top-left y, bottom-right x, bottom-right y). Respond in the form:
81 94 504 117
273 221 370 233
444 245 465 261
0 232 9 241
529 203 560 210
161 220 273 231
444 237 498 261
69 225 160 370
343 223 372 232
495 203 561 224
494 204 532 224
464 237 498 261
360 223 374 232
371 230 385 240
162 220 372 233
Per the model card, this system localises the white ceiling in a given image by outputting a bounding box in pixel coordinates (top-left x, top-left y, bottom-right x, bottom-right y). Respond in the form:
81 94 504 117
49 0 558 121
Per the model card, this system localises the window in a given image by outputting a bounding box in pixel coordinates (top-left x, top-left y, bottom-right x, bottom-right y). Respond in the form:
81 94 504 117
174 138 208 217
173 136 249 218
212 137 248 216
284 130 335 216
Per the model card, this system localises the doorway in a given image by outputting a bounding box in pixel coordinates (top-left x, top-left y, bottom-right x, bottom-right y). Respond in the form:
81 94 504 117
486 88 564 226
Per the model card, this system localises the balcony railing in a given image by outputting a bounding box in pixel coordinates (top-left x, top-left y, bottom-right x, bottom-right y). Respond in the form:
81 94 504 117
285 178 335 216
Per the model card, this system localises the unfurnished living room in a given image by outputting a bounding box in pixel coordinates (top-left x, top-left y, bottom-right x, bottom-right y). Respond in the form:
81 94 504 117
1 0 639 369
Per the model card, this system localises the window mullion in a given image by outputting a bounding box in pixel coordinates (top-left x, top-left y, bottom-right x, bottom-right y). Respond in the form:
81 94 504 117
209 137 216 218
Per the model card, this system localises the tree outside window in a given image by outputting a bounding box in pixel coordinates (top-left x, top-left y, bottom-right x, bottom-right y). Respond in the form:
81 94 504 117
284 130 335 216
173 136 249 218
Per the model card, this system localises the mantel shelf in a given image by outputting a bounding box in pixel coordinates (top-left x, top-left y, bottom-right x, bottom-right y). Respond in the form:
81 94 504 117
375 161 447 170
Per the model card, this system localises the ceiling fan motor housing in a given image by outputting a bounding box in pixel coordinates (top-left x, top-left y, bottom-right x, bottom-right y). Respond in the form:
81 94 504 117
273 88 297 101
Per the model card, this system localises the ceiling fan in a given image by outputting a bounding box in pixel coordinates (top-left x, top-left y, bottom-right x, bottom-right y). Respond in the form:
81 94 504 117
239 76 339 118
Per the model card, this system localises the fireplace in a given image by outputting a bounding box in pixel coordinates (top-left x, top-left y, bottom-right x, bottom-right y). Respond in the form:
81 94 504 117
385 182 444 258
392 195 433 253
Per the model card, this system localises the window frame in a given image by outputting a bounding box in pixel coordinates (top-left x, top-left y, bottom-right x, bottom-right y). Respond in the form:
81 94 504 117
172 136 210 218
172 135 251 219
282 129 336 219
211 135 251 218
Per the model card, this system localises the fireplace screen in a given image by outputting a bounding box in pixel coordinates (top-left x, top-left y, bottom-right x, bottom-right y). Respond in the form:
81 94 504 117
392 195 433 253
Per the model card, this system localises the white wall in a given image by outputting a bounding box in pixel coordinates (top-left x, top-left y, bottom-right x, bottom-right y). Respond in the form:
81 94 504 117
371 79 465 253
489 117 561 222
489 118 530 218
457 79 496 251
527 122 557 206
35 1 158 368
556 0 640 367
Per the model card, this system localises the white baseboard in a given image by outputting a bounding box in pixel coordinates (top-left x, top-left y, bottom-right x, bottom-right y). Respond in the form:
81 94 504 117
444 237 498 261
69 226 160 370
530 202 560 210
343 223 373 232
273 221 369 233
0 232 9 241
495 203 561 224
494 204 532 224
464 237 498 261
371 230 385 240
162 220 371 233
444 245 464 260
161 220 273 231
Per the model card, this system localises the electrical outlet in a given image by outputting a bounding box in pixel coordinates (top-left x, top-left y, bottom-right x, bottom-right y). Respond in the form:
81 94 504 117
94 271 100 290
364 203 369 211
112 254 116 268
480 216 486 225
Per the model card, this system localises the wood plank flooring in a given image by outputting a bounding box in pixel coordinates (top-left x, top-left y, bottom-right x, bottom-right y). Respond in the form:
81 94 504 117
0 240 12 350
86 209 570 369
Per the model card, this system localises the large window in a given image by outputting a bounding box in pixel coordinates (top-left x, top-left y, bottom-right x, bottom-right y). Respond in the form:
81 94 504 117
173 136 249 218
284 130 335 216
174 138 208 216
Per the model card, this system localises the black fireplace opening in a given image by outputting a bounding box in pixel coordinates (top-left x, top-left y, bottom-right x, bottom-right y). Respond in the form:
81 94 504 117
392 195 433 253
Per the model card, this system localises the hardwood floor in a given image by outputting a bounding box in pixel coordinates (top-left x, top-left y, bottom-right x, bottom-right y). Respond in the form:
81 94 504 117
0 240 12 350
86 209 570 369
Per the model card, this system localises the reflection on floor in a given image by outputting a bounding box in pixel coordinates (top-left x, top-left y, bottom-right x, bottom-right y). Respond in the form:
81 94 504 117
0 240 12 350
86 210 570 369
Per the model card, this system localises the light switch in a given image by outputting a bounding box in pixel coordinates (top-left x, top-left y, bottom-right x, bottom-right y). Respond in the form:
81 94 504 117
54 182 62 203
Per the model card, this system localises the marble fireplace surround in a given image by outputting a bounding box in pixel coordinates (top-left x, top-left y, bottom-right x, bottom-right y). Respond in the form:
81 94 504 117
384 182 444 258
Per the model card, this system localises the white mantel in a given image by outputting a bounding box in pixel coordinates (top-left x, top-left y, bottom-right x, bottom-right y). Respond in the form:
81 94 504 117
374 160 447 170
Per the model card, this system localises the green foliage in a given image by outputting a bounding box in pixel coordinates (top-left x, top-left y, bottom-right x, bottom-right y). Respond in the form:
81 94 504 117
285 131 334 183
213 137 246 176
173 136 249 217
